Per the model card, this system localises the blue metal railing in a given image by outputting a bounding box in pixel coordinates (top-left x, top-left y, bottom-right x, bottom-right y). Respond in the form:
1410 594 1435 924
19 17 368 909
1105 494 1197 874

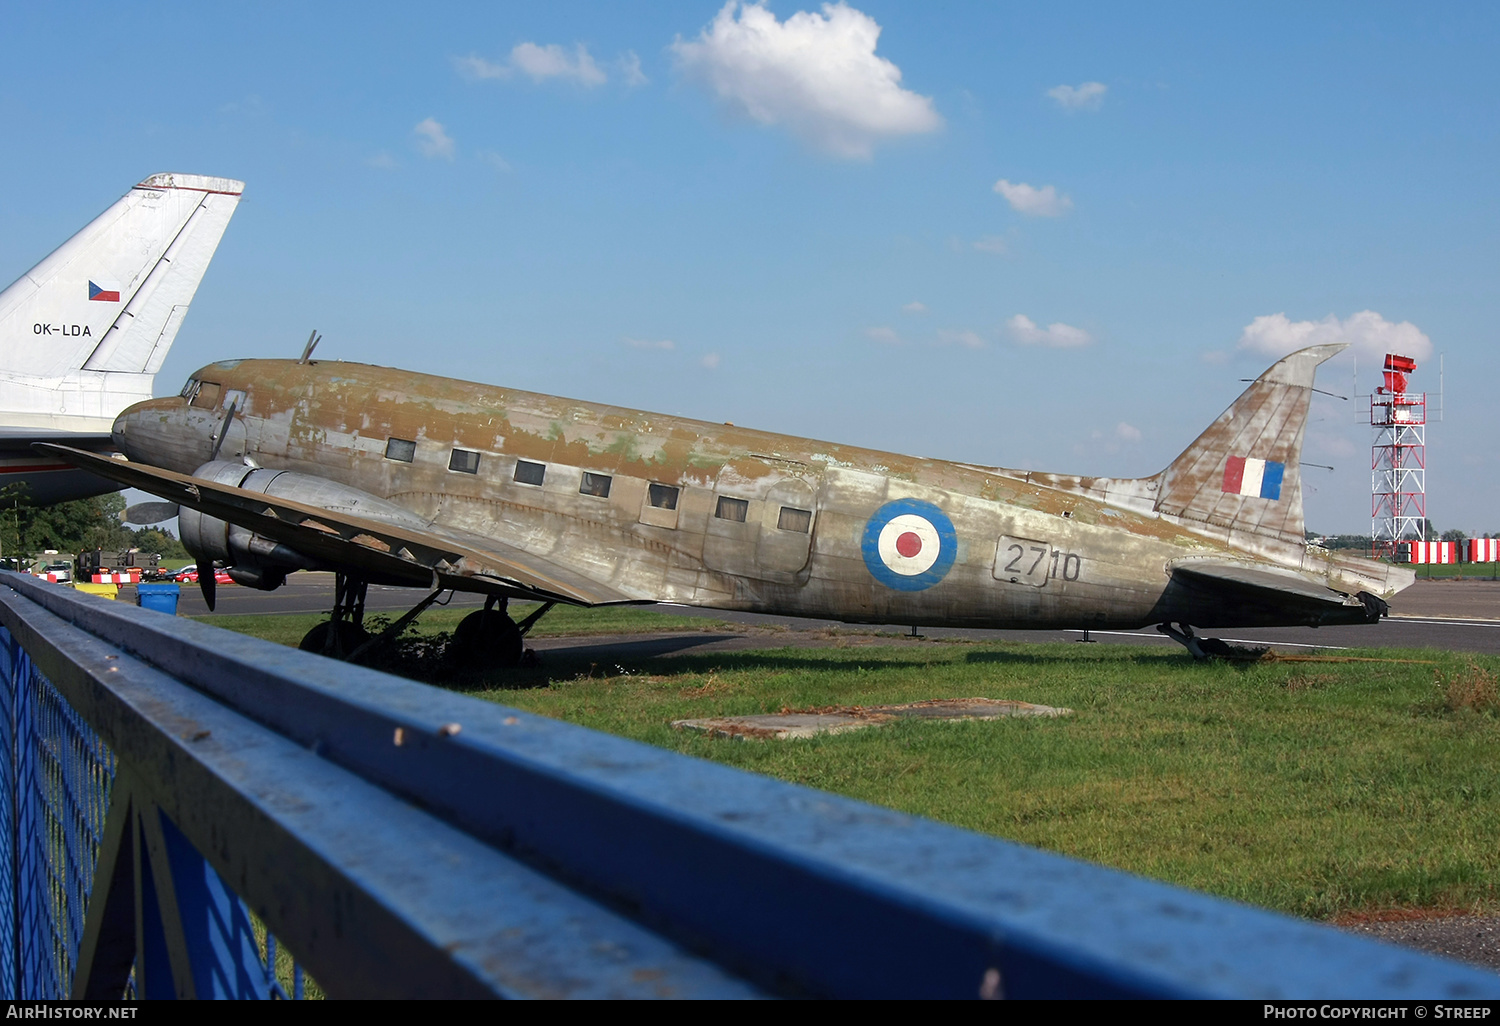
0 569 1496 999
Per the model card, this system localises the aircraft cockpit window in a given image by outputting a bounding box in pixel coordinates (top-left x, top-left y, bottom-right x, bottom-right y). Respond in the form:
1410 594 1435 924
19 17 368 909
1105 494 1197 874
189 382 221 410
647 483 679 510
385 438 417 463
449 449 481 474
179 379 199 400
580 472 612 498
777 507 812 533
514 460 545 486
715 496 749 523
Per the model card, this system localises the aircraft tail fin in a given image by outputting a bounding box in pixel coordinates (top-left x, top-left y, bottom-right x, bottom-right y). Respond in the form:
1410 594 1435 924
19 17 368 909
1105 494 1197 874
0 173 244 380
1153 343 1345 546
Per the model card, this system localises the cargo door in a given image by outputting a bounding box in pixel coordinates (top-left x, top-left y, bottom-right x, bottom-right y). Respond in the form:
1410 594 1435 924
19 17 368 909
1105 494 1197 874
702 456 820 583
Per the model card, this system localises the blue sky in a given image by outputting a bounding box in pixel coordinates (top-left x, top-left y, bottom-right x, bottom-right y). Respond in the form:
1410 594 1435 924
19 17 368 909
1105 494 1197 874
3 2 1497 534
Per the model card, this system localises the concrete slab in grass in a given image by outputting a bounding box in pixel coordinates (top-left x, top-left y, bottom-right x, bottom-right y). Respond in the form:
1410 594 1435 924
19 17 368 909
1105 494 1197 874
673 698 1073 741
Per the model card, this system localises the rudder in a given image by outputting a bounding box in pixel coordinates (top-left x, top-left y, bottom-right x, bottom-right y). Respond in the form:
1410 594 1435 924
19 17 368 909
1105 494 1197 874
1154 343 1345 546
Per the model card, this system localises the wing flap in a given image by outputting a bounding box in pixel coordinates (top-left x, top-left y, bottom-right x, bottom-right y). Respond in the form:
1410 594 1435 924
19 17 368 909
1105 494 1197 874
36 444 634 606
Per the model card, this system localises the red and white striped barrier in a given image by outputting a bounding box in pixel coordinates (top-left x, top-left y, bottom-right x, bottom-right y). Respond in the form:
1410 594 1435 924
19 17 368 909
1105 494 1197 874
1468 538 1500 563
91 570 142 584
1404 541 1458 564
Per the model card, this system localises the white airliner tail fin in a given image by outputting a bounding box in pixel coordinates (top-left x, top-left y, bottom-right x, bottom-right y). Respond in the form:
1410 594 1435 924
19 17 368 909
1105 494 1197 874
0 173 244 378
0 173 243 433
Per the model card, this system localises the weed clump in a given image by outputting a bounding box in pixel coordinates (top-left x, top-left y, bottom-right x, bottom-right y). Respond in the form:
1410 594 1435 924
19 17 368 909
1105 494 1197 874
1436 663 1499 715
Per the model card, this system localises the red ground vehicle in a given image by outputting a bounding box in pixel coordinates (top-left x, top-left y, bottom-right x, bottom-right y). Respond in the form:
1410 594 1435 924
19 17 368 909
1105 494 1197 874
170 567 233 585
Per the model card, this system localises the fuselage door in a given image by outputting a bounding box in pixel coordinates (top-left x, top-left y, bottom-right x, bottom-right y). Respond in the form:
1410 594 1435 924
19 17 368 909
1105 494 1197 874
702 456 820 583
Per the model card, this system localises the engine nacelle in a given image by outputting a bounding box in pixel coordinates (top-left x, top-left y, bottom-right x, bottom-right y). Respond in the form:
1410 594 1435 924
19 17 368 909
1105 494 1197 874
178 461 429 591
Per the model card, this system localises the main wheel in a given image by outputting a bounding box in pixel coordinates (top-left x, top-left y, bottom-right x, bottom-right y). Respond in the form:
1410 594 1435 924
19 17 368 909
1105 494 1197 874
298 620 370 657
451 609 524 669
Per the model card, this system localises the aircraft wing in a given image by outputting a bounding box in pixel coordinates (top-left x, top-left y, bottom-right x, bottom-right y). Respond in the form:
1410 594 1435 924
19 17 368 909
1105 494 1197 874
35 444 635 607
1168 559 1382 619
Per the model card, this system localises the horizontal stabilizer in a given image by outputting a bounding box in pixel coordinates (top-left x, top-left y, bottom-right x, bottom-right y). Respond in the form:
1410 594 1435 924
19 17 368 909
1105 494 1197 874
1172 561 1350 606
1170 558 1384 622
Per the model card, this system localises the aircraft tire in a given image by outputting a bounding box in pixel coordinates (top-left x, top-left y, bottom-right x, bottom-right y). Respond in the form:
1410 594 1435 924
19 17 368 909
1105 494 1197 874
452 609 524 669
299 620 370 657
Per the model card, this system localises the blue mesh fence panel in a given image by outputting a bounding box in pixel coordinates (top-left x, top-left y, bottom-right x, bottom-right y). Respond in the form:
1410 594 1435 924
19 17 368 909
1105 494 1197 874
0 624 298 999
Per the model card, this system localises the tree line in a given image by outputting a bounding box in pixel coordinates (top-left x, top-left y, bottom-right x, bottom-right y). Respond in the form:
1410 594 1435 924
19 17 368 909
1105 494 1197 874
0 486 189 564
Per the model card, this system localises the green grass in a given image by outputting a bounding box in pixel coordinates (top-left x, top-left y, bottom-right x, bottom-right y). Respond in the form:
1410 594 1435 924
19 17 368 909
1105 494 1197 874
211 604 1500 921
1409 561 1500 580
195 601 731 647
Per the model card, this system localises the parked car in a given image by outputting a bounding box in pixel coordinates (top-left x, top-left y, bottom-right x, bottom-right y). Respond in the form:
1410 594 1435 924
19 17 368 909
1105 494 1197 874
40 562 72 583
171 567 232 585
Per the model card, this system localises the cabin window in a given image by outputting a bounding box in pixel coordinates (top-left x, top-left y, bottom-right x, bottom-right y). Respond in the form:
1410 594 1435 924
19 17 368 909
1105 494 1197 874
777 506 812 533
514 460 545 486
580 472 612 498
715 496 749 523
449 448 481 474
385 438 416 463
190 382 221 410
647 483 680 510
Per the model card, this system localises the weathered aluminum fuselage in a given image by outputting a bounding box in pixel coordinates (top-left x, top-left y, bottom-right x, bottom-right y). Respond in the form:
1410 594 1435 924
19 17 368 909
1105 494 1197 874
113 359 1402 630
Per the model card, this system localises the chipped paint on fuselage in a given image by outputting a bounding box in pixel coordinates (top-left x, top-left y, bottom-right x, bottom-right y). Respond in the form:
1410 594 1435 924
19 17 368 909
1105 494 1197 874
115 358 1391 629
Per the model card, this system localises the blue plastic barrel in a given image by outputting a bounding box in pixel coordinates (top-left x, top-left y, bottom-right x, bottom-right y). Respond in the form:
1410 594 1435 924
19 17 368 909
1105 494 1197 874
136 582 181 615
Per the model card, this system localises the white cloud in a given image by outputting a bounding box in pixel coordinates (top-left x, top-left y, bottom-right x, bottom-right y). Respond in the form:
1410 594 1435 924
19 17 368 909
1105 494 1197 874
367 152 398 170
1114 421 1142 443
625 337 675 350
865 326 900 344
993 179 1072 217
413 118 455 160
937 329 985 349
1046 81 1107 111
1007 314 1092 348
972 235 1008 255
700 352 722 369
479 150 512 173
901 301 926 314
671 2 942 159
1307 430 1358 459
453 55 510 81
454 43 607 87
620 51 648 87
511 42 607 86
1236 311 1433 366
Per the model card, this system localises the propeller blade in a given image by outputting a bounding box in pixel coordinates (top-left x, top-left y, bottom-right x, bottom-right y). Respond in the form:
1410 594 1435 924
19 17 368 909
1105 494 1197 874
198 561 216 611
208 399 239 462
122 501 180 525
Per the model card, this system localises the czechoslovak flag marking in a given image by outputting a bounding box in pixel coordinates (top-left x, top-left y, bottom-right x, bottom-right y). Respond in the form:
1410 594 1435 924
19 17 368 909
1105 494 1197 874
861 498 958 592
88 280 121 302
1222 456 1285 500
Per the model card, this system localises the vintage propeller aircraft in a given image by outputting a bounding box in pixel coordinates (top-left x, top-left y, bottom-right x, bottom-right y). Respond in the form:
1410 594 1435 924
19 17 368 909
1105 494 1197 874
39 340 1412 663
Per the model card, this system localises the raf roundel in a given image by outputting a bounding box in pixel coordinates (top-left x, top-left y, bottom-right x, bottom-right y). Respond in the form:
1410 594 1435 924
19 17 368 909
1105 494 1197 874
861 498 958 591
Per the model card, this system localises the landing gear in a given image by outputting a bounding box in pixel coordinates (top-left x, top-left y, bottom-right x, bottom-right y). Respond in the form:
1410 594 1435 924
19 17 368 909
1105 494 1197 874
296 576 555 670
1156 622 1268 661
298 619 369 657
449 596 555 670
299 574 370 657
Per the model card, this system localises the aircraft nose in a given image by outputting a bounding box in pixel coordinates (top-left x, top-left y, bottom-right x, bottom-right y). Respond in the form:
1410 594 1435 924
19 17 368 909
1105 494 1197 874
112 397 206 472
